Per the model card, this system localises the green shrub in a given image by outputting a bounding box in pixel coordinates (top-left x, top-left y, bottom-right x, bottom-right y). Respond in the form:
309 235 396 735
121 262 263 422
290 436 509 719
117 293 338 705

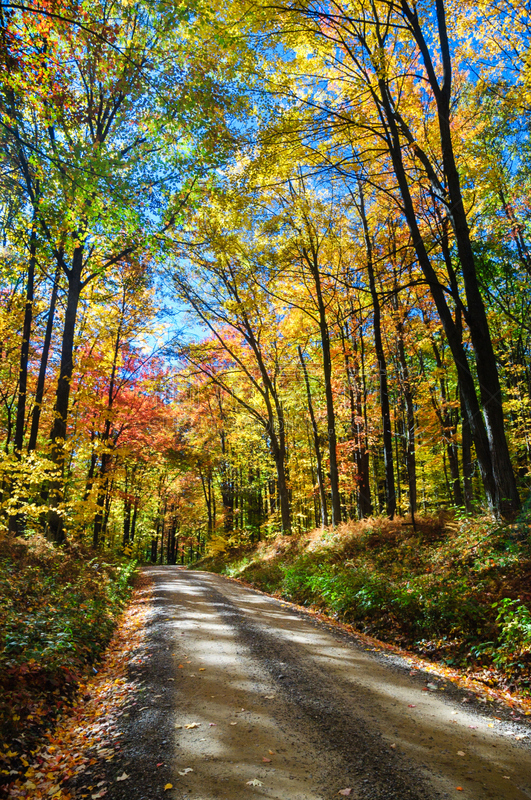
493 598 531 673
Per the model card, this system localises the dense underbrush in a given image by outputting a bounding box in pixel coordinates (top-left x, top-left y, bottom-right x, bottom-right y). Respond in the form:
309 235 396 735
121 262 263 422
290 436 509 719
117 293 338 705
197 514 531 693
0 534 136 779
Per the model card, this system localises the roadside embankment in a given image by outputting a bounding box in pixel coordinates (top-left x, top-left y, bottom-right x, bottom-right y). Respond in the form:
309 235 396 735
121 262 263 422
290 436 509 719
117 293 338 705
195 515 531 698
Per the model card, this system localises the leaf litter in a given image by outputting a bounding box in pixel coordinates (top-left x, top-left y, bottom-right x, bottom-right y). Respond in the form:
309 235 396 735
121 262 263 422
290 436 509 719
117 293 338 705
5 576 152 800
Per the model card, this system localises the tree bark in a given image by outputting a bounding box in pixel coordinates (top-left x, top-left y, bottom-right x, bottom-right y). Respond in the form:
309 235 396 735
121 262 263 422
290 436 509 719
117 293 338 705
298 345 329 526
28 260 61 452
358 188 396 519
47 246 84 543
394 305 417 516
14 232 36 456
301 246 342 525
9 230 36 534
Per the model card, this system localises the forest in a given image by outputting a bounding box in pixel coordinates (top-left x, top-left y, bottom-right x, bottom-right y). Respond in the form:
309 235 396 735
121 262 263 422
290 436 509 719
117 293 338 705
2 0 531 778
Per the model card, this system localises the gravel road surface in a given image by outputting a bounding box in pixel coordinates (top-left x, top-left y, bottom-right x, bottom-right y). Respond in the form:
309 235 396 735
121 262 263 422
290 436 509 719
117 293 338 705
78 567 531 800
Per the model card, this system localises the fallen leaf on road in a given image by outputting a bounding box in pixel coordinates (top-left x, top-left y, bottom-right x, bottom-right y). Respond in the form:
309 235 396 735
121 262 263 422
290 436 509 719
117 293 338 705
178 665 184 668
185 723 200 729
246 779 263 786
164 784 173 791
390 743 396 749
157 762 164 767
230 722 237 726
209 723 217 726
262 757 272 763
338 789 352 796
168 678 175 681
116 772 129 781
265 695 275 699
457 751 465 757
456 788 463 792
268 750 275 755
199 668 206 671
178 768 193 776
408 704 416 708
91 791 107 799
426 683 438 690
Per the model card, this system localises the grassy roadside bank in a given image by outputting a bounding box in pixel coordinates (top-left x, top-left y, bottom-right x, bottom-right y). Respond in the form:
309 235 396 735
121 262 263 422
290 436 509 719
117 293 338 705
0 534 136 787
194 515 531 694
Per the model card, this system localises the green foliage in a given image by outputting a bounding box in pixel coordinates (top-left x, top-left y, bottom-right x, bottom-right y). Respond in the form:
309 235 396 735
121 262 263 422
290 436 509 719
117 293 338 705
492 599 531 674
0 535 137 750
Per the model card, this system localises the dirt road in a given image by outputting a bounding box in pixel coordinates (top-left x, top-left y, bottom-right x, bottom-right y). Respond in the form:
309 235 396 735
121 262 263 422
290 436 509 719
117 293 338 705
77 567 531 800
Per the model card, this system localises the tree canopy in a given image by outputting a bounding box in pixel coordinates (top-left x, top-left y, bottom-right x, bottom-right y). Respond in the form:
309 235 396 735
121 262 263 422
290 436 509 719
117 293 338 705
1 0 531 557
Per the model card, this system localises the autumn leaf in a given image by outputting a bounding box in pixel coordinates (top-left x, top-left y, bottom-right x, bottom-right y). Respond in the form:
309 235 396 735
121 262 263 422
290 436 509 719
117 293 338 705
338 790 352 797
116 771 129 780
163 784 173 791
185 723 200 729
246 779 263 786
178 768 193 775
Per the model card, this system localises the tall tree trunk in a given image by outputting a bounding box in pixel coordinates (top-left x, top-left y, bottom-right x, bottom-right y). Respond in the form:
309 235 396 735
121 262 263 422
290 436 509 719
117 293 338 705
461 389 474 512
14 231 36 456
92 450 110 549
47 246 84 543
374 0 519 516
341 314 372 518
298 345 328 527
357 309 373 517
358 189 396 519
431 0 518 516
9 230 36 534
217 398 234 532
130 497 138 541
92 294 124 548
200 467 214 533
123 467 132 549
376 88 500 512
395 308 417 517
268 413 291 533
300 243 341 525
28 260 61 452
